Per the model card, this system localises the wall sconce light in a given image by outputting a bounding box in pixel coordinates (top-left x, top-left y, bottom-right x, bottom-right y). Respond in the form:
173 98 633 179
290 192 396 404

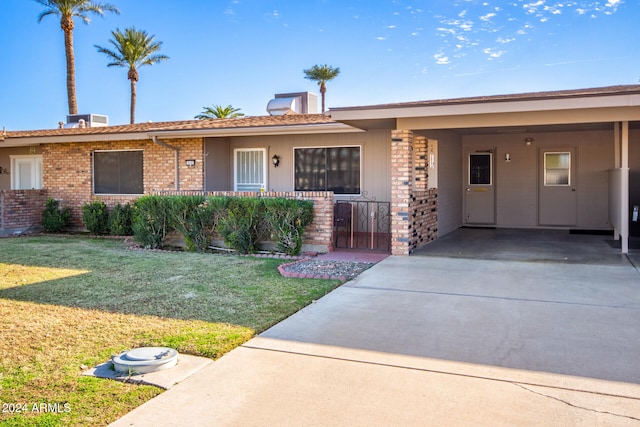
505 153 511 162
272 155 280 167
525 137 534 146
0 166 8 174
185 159 196 167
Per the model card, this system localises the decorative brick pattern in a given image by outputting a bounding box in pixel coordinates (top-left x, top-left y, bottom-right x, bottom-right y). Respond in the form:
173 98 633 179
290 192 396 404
390 130 438 255
0 189 48 235
413 135 428 191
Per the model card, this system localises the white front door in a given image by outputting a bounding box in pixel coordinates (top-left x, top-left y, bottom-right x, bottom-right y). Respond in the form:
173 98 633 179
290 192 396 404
539 148 577 226
234 148 266 191
464 150 495 225
11 155 43 190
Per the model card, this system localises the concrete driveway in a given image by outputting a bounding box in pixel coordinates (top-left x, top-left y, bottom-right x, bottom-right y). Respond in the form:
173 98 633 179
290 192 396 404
112 230 640 426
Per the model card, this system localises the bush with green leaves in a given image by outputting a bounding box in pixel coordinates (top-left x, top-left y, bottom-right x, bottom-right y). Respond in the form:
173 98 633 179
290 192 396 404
217 197 267 254
166 195 225 252
82 199 109 235
132 196 173 249
109 203 134 236
263 198 314 255
42 198 71 233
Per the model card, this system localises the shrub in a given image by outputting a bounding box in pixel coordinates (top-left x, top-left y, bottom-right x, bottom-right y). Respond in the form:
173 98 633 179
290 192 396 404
42 198 71 233
218 197 267 254
132 196 172 249
82 200 109 235
167 196 210 252
109 203 134 236
263 198 314 255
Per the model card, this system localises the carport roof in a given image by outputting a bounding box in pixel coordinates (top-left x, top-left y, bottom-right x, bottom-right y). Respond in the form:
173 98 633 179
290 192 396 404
329 84 640 131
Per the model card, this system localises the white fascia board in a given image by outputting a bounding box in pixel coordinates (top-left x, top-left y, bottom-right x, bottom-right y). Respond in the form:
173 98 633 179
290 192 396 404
1 132 149 147
147 123 364 138
331 94 640 121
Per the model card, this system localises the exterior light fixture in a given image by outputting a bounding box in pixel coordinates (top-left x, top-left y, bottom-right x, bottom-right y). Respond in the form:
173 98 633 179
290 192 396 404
185 159 196 167
272 155 280 167
525 137 534 145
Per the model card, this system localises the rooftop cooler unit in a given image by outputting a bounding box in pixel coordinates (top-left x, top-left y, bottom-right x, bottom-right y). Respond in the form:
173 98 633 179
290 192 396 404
65 114 109 128
266 92 318 116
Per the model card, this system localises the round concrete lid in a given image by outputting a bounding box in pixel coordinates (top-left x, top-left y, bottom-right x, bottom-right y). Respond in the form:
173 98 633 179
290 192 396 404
124 347 174 361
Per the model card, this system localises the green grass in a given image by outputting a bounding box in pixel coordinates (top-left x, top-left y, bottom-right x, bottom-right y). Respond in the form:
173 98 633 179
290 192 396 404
0 236 339 426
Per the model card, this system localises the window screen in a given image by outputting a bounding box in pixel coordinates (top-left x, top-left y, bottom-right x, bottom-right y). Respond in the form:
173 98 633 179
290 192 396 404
469 153 492 185
294 147 360 194
94 151 143 194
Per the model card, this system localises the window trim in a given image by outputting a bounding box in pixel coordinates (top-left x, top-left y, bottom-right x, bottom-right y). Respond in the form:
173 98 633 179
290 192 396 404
93 149 144 195
293 145 362 195
10 155 43 190
233 148 267 192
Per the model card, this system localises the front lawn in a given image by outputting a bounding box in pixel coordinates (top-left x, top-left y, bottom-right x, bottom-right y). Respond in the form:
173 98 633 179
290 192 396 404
0 236 339 426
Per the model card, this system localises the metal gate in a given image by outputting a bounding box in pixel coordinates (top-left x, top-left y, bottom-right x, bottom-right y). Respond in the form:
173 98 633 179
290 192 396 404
333 195 391 252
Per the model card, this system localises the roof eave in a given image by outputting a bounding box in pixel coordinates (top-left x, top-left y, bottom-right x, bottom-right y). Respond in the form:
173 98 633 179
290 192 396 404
0 132 150 147
330 92 640 122
147 122 363 138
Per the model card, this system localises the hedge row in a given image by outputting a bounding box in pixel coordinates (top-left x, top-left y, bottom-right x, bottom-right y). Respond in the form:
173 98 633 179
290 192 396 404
132 195 314 255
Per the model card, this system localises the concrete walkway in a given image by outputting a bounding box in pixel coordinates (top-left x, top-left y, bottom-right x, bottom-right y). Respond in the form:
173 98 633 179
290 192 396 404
111 247 640 426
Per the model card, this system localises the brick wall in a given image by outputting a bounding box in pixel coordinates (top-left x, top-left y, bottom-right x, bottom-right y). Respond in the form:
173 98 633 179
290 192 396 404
42 138 204 227
0 189 48 235
390 130 438 255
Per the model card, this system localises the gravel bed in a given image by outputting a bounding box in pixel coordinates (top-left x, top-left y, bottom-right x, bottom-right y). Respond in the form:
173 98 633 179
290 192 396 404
278 259 374 281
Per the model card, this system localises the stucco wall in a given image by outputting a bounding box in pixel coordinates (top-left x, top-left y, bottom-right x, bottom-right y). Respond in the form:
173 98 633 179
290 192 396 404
221 129 393 202
462 129 615 229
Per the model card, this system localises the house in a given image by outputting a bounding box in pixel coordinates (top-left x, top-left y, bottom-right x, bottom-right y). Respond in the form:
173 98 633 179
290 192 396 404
1 85 638 254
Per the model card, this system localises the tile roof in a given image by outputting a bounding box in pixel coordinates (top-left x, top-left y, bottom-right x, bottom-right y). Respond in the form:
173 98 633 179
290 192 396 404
330 84 640 112
5 114 336 139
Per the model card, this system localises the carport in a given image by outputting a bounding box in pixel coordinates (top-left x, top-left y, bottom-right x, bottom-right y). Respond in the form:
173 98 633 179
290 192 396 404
330 85 640 255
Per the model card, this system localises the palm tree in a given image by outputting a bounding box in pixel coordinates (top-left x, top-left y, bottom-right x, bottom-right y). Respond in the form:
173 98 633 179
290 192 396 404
195 105 245 120
35 0 120 115
95 27 169 124
303 64 340 114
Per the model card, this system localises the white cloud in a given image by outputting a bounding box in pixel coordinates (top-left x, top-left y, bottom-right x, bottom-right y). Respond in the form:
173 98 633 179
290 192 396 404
377 36 387 41
387 25 397 29
434 52 450 65
480 13 497 21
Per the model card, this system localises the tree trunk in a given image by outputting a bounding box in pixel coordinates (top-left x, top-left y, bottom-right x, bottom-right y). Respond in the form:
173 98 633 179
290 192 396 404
130 78 136 124
320 83 326 114
61 18 78 115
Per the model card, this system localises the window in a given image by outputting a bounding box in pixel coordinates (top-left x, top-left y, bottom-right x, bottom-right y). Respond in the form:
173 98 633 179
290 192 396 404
93 150 143 194
544 152 570 186
468 153 492 185
234 148 266 191
294 146 360 194
10 155 43 190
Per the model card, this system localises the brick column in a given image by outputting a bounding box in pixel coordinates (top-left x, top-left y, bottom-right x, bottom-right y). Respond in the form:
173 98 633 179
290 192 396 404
390 130 414 255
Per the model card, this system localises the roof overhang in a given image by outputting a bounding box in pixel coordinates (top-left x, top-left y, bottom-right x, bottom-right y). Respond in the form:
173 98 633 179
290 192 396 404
330 92 640 131
0 132 149 147
147 122 363 138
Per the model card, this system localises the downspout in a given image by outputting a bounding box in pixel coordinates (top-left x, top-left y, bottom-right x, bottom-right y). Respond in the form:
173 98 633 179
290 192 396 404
152 136 180 191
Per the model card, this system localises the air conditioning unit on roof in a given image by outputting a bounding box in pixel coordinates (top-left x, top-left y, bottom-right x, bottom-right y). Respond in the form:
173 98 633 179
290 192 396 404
65 114 109 128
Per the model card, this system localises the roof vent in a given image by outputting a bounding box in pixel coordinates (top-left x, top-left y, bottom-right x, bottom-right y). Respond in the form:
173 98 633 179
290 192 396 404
65 114 109 128
266 92 318 115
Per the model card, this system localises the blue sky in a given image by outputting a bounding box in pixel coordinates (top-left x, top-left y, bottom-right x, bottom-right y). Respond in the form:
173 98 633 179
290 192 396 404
1 0 638 130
